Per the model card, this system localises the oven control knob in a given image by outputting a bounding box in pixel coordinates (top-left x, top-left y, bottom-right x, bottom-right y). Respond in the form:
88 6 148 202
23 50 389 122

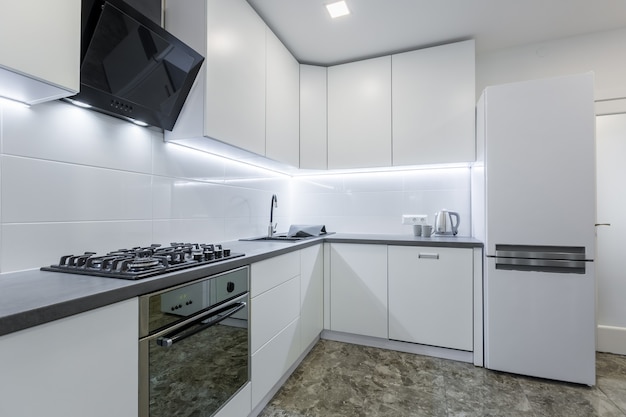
226 282 235 293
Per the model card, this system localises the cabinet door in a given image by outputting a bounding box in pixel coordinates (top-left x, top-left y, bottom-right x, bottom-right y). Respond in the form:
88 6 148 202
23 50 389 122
388 246 473 351
204 0 266 155
0 0 80 104
392 40 475 166
300 244 324 350
0 299 138 417
251 276 300 354
266 28 300 167
251 318 300 407
300 65 328 169
330 243 387 338
328 56 392 169
250 251 300 298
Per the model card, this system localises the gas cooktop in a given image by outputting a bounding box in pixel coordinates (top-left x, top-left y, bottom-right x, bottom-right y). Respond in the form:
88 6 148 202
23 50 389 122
41 243 245 280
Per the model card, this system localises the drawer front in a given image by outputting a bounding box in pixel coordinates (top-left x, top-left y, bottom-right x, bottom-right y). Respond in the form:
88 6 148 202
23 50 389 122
251 251 300 297
251 276 300 354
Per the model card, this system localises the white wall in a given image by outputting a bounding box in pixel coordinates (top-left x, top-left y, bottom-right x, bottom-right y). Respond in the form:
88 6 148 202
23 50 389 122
291 167 471 236
477 27 626 101
0 100 291 274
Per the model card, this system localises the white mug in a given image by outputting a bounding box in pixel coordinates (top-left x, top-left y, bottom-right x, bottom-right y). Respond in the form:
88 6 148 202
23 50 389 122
421 225 434 237
412 224 422 236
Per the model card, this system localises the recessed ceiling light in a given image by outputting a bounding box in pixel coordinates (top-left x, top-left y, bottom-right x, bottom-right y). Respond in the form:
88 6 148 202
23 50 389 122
326 1 350 19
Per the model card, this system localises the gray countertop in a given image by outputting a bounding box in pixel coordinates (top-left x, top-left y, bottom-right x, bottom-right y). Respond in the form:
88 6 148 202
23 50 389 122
0 233 482 337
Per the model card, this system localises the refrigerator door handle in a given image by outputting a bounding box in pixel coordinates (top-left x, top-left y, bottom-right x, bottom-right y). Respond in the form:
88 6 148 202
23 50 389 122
495 257 587 274
494 245 588 261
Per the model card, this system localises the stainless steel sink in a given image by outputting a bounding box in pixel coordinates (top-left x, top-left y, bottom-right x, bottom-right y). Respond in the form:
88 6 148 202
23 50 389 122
240 232 333 242
240 234 308 242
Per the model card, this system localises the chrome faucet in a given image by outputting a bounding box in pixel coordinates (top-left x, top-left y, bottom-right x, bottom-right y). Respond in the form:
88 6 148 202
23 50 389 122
268 194 278 237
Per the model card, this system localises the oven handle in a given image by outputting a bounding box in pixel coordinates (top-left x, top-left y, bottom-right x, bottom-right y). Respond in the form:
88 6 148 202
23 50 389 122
156 301 246 347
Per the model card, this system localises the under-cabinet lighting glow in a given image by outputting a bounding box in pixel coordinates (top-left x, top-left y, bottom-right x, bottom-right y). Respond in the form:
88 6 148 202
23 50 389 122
0 96 30 108
326 1 350 18
132 119 149 127
67 99 92 109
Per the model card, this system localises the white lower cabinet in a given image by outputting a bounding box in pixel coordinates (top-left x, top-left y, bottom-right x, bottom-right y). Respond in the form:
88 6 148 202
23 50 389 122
250 245 324 411
214 383 251 417
251 276 300 353
0 299 138 417
300 244 324 350
251 318 301 407
329 243 388 338
388 246 473 351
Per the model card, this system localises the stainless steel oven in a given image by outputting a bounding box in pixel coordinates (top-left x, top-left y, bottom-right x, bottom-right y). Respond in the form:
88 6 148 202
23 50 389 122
139 266 249 417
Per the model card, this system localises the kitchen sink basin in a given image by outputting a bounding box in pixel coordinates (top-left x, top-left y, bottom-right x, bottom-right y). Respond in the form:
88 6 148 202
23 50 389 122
240 234 310 242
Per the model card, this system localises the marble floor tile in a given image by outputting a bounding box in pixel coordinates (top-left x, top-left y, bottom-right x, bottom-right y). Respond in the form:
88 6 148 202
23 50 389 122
260 341 626 417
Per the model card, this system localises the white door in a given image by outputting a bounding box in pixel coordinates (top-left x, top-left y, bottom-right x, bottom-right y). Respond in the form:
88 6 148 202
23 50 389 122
595 114 626 355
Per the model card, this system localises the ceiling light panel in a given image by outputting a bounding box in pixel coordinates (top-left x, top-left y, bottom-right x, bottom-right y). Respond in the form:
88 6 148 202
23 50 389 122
326 1 350 18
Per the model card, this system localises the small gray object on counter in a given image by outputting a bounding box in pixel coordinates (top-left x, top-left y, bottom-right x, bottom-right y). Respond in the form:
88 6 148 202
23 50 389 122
287 224 327 237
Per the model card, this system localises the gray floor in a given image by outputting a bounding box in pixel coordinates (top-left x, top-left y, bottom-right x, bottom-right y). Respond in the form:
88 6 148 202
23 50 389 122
260 339 626 417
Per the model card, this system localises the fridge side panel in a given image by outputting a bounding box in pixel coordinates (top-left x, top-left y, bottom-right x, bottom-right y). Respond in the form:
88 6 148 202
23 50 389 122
471 93 486 242
484 73 596 257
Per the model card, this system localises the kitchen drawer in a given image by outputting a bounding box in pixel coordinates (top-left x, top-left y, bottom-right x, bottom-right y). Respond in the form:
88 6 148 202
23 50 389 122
251 251 300 297
251 318 301 407
251 276 300 354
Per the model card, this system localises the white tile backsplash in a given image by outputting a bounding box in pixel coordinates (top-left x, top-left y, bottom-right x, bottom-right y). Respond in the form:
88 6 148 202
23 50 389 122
2 156 152 223
151 177 228 220
292 167 471 236
0 100 472 273
2 101 153 173
1 221 153 272
152 139 226 181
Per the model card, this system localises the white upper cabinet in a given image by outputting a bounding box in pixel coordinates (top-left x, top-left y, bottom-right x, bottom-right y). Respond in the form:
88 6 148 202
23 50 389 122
299 65 328 170
266 28 300 167
0 0 80 105
328 56 392 169
204 0 266 155
392 40 476 166
166 0 300 166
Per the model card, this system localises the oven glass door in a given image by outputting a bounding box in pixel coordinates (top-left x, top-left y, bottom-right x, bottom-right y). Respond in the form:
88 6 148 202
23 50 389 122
140 297 249 417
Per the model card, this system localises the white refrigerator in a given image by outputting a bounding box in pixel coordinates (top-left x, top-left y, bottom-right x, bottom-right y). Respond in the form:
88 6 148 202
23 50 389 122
474 73 596 386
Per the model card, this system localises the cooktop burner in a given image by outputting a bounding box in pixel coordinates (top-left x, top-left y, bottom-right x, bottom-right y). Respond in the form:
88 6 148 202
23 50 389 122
41 243 245 280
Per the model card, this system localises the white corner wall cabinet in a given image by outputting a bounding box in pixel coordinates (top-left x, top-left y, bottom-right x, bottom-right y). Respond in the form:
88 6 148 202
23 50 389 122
388 246 473 351
324 39 475 169
392 39 476 165
327 56 393 169
300 64 328 170
250 244 323 413
164 0 299 167
0 299 138 417
266 28 300 167
0 0 80 105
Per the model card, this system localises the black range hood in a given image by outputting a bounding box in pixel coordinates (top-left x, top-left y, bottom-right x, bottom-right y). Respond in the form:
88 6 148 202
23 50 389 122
69 0 204 130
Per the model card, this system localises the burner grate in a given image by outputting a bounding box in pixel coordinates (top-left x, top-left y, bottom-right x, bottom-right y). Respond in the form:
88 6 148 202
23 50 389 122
41 243 244 280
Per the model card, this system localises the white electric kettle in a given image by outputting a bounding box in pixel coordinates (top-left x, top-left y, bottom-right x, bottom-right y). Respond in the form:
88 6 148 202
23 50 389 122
434 209 460 236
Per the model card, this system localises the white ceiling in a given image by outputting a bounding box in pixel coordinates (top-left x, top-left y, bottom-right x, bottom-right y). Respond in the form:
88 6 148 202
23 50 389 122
246 0 626 66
